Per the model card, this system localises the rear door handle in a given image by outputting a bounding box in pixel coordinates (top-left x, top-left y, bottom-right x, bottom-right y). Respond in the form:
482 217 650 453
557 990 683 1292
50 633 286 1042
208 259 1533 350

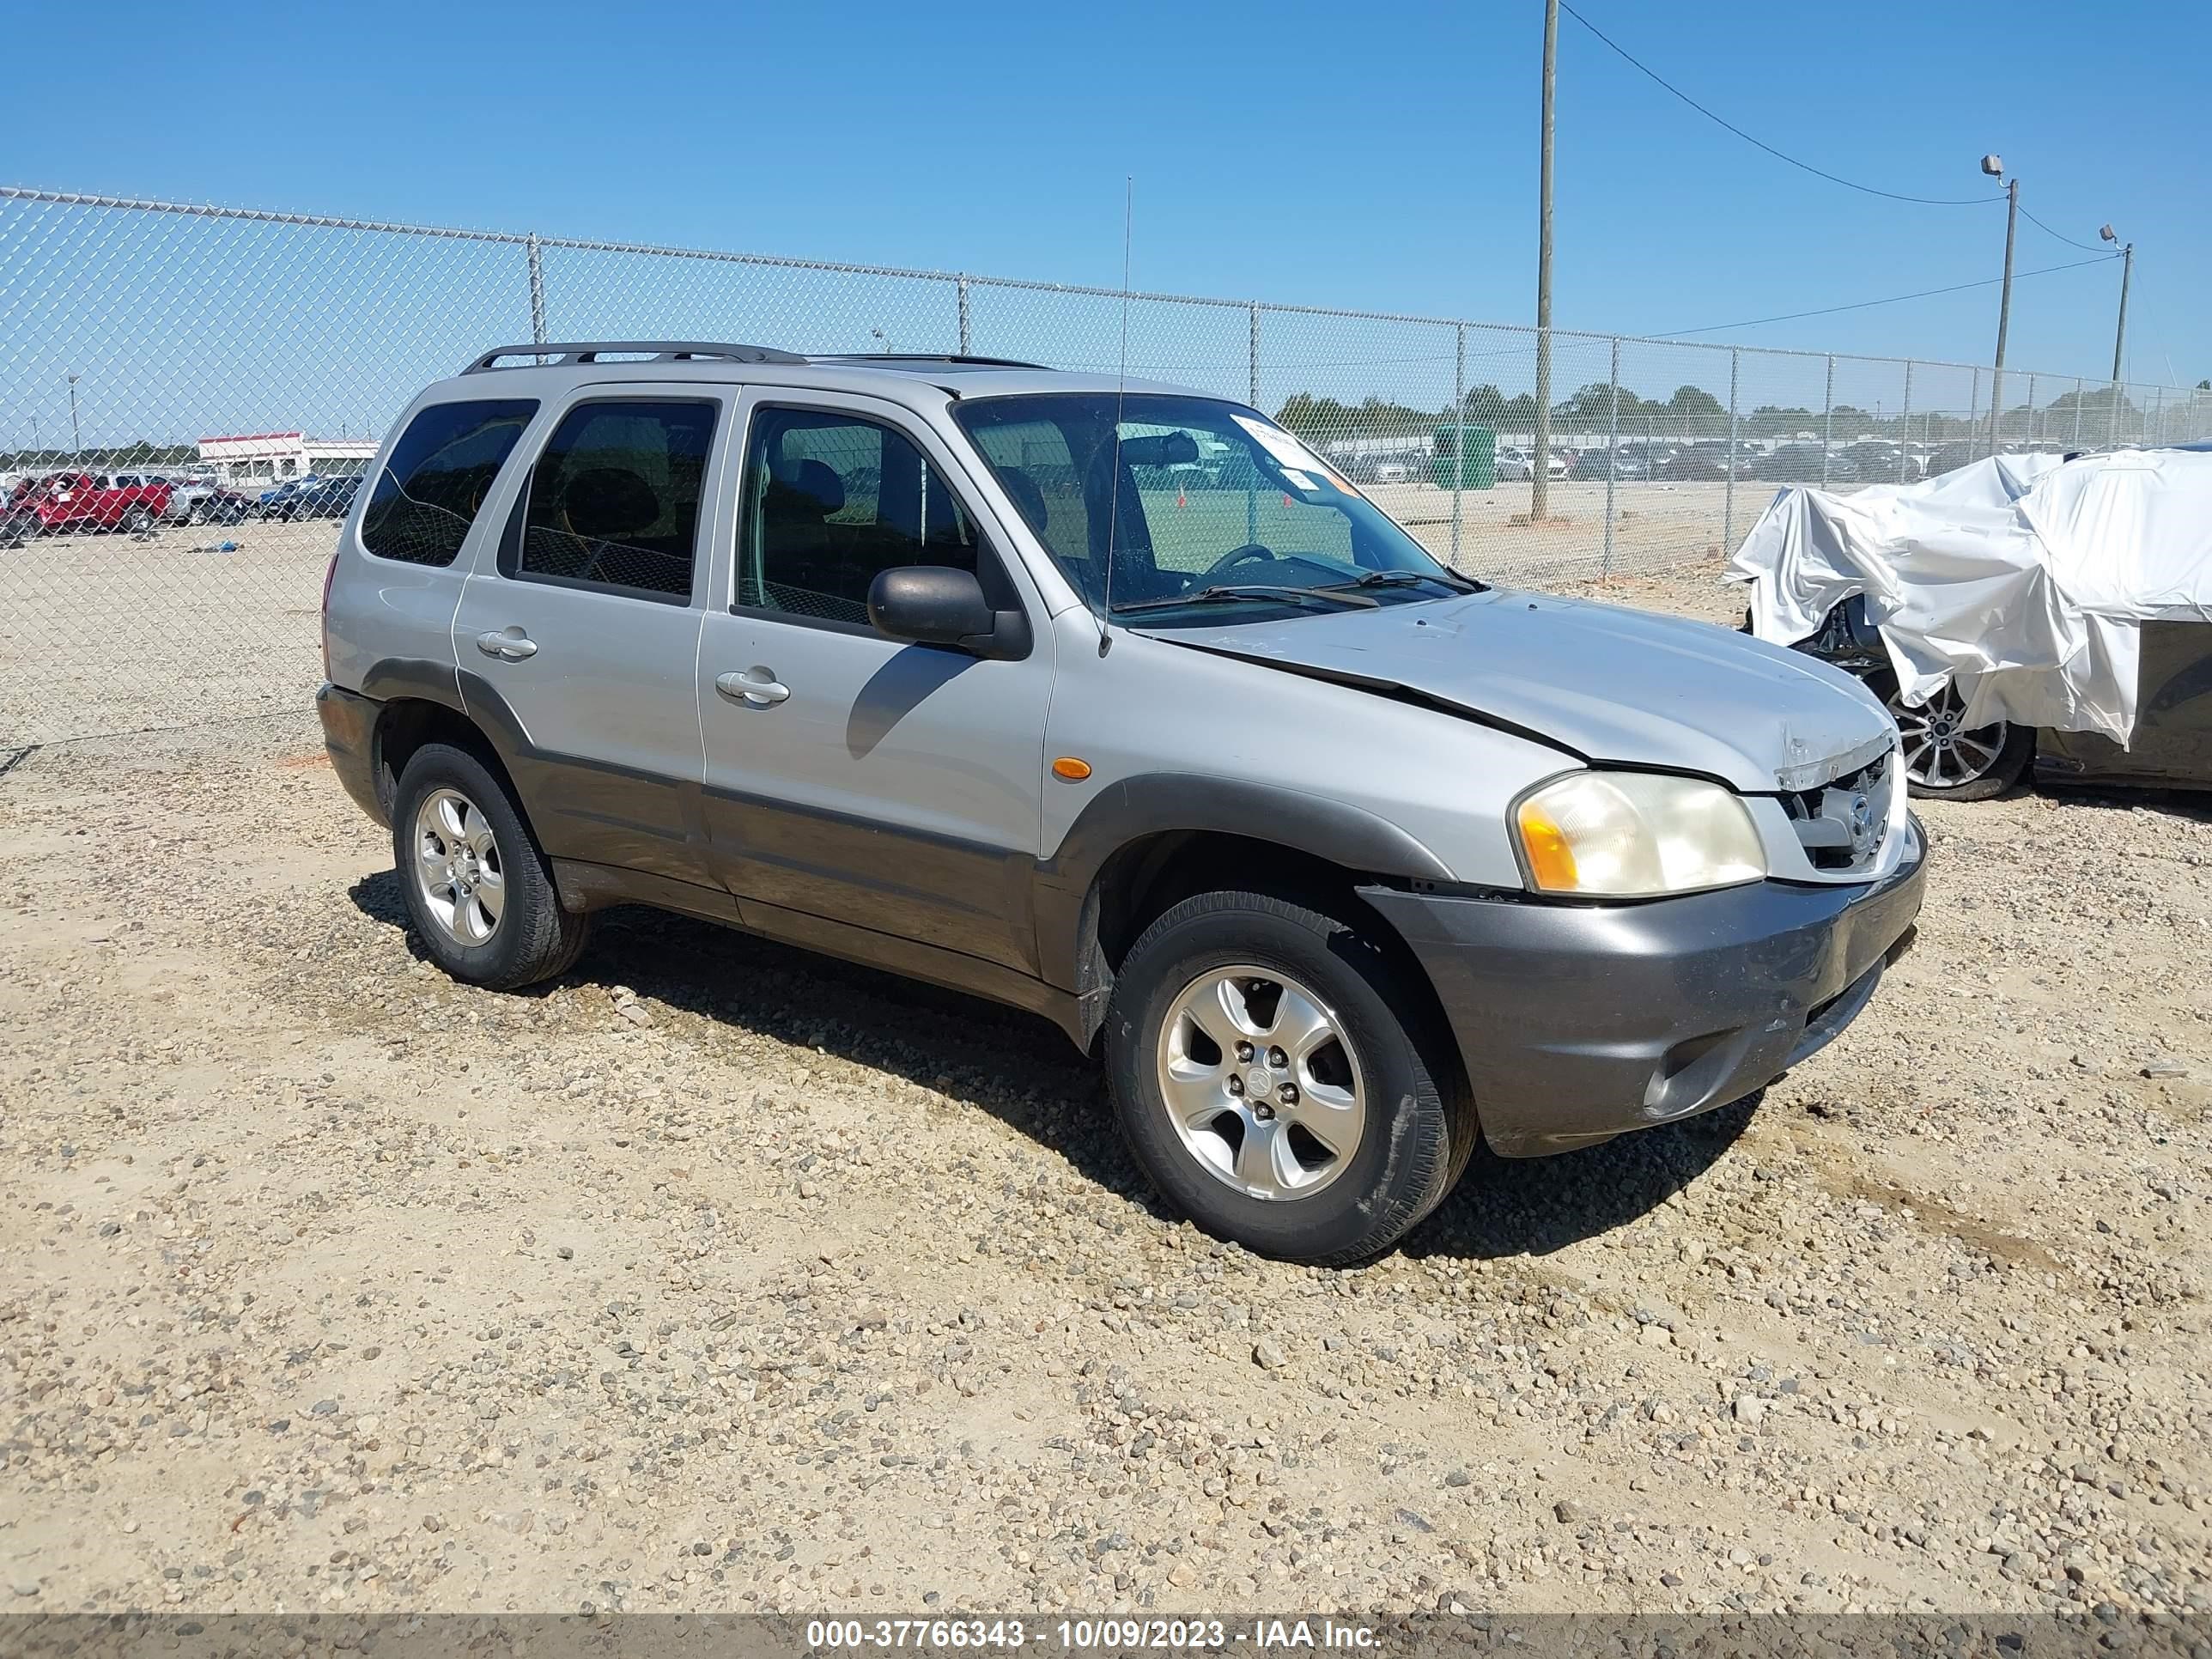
476 629 538 660
716 669 790 707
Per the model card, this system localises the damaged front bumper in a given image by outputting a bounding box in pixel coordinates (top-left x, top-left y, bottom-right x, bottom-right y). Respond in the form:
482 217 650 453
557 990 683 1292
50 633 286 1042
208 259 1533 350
1360 816 1926 1157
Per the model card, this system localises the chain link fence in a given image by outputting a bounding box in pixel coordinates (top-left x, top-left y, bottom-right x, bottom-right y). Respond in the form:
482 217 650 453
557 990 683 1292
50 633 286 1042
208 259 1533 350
5 184 2209 749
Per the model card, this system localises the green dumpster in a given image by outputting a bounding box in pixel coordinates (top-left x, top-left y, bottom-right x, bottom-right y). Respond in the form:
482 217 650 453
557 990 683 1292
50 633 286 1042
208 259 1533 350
1430 423 1495 490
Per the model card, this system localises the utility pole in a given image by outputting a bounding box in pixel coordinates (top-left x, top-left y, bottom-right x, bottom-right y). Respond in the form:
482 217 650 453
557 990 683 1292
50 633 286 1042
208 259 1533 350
1530 0 1559 522
2100 227 2132 383
1980 156 2016 459
67 373 82 457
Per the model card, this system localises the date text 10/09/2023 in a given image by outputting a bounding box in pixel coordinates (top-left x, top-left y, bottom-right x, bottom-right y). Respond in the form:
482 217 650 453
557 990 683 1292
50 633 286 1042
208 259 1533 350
803 1620 1382 1651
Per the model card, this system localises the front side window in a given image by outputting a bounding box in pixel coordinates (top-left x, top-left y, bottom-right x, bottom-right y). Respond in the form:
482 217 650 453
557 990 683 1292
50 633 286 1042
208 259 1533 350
956 393 1468 624
512 399 717 602
361 398 538 568
737 407 981 626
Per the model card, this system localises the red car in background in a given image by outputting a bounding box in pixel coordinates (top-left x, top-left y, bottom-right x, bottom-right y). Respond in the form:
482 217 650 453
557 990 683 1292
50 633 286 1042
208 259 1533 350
1 471 173 544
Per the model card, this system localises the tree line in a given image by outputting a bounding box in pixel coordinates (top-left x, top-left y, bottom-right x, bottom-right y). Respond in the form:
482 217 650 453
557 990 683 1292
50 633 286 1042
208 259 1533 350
1273 380 2155 447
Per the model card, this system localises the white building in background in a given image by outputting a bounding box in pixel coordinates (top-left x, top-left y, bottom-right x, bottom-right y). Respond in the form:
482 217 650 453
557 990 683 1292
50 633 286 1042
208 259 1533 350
196 430 378 486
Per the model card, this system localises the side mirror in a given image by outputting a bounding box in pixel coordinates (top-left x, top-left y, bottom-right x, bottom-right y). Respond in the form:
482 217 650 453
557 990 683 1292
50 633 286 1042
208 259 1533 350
868 566 1030 660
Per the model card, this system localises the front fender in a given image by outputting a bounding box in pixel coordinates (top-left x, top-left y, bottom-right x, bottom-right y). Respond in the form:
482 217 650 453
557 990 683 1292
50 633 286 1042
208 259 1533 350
1030 772 1451 1005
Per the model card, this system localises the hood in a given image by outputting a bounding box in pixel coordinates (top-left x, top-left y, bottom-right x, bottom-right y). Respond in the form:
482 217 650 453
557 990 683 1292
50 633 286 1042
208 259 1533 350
1145 588 1895 793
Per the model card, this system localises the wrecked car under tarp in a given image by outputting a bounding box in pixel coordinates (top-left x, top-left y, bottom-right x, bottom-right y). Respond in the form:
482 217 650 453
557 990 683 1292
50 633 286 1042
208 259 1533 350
1727 447 2212 747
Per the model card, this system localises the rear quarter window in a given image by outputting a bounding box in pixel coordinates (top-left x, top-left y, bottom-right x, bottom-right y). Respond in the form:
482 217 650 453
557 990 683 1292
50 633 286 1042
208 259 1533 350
361 399 538 567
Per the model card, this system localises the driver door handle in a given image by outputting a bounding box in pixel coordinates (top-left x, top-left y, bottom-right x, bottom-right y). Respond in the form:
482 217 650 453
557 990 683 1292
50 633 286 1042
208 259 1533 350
475 629 538 660
716 669 790 707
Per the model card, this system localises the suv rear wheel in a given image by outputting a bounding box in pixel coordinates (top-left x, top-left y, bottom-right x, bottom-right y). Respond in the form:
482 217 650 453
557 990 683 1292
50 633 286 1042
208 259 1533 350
392 743 589 989
1104 890 1474 1265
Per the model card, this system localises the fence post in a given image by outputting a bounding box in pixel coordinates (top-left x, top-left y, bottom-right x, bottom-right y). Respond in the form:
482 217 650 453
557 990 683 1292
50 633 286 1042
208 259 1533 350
957 277 970 355
2072 378 2083 449
2109 378 2121 445
2024 374 2036 449
1821 354 1835 487
1970 365 1981 457
526 233 546 348
1247 303 1261 407
1899 361 1913 482
1451 323 1466 566
1603 336 1620 579
1247 303 1262 544
1723 347 1741 553
2152 386 2164 446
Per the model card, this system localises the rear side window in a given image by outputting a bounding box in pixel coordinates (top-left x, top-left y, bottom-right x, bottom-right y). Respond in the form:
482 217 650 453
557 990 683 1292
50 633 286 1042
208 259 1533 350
511 400 717 603
361 399 538 567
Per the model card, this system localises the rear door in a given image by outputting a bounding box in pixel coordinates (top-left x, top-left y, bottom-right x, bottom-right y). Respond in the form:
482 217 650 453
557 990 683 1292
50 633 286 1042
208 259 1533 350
695 390 1055 973
453 386 732 890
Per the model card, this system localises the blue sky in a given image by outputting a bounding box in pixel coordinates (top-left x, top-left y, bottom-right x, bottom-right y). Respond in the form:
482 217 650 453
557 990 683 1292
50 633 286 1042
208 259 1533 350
6 0 2205 443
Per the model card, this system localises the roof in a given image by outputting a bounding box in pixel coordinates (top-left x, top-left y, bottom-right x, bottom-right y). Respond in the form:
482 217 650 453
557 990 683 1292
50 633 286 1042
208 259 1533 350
446 340 1202 404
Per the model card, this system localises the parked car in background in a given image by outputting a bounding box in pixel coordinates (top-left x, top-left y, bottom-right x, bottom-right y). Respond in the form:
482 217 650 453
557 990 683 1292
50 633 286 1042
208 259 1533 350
318 339 1924 1264
258 476 321 516
1566 447 1645 482
1658 444 1729 482
272 475 362 520
1844 443 1916 484
0 470 171 544
111 471 194 521
1754 445 1856 483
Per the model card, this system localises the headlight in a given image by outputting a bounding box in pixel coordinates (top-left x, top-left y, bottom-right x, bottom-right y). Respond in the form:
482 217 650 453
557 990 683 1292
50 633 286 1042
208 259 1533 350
1514 771 1765 896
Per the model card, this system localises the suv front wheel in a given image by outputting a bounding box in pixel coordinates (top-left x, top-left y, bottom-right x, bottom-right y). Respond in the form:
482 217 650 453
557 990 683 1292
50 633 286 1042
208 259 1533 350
392 743 590 990
1104 890 1475 1265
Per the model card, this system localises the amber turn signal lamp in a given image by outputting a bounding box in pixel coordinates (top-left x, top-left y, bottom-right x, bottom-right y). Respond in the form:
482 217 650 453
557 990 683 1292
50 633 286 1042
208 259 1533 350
1515 799 1580 891
1051 757 1092 781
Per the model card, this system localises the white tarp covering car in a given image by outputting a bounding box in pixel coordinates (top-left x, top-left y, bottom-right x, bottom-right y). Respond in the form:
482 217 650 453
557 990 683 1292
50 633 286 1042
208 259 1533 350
1727 447 2212 746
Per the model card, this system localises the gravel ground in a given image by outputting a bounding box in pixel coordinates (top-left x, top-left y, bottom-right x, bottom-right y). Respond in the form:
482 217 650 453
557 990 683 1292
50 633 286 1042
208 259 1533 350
3 558 2208 1624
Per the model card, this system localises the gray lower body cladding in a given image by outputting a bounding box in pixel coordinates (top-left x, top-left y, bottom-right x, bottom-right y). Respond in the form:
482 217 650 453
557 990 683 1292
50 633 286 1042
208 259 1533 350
318 683 386 825
1359 818 1926 1157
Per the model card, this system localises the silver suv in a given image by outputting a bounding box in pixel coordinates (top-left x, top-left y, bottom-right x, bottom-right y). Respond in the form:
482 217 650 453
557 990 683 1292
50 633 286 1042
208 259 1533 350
318 341 1925 1264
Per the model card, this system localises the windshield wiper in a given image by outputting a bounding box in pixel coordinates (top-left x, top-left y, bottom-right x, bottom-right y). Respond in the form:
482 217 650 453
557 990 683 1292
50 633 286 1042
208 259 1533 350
1110 582 1379 615
1316 568 1488 595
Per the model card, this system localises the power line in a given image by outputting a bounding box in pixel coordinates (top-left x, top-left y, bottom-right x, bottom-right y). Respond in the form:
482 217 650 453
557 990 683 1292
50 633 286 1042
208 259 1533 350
1559 2 2005 207
1656 254 2120 338
2017 202 2109 253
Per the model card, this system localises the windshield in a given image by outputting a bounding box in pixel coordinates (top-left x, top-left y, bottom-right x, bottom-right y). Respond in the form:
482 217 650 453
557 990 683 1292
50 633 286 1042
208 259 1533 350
953 392 1470 624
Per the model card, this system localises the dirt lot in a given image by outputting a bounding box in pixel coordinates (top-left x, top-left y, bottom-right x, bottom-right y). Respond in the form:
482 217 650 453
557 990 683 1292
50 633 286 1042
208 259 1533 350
3 559 2207 1623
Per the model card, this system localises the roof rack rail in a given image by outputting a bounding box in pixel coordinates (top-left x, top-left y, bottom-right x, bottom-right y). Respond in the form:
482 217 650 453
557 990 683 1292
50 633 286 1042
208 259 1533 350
811 352 1052 370
461 341 809 374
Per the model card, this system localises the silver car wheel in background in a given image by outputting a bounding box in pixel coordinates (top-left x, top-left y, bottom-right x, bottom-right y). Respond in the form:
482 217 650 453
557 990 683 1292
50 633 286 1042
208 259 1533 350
1893 685 2008 790
412 787 505 946
1156 964 1367 1201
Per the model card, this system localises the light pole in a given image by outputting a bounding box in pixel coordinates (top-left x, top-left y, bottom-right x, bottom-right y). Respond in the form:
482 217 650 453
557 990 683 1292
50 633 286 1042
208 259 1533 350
2100 224 2132 386
1530 0 1559 522
67 373 82 457
1980 155 2017 459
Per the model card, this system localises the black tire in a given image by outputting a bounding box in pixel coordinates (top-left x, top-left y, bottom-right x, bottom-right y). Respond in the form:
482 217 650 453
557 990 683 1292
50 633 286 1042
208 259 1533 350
1883 678 2033 801
1104 889 1476 1267
122 507 154 536
390 742 589 990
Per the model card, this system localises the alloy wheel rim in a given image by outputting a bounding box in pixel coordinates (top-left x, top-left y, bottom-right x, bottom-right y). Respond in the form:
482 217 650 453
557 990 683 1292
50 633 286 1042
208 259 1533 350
1155 964 1366 1201
1893 686 2008 790
412 787 505 945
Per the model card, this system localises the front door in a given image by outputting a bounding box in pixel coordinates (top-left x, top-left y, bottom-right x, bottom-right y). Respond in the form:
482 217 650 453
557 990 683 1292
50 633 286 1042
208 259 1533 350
453 387 732 888
696 392 1055 974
